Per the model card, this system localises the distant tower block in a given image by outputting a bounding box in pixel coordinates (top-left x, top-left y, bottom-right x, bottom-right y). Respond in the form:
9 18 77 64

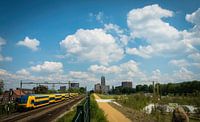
101 76 105 86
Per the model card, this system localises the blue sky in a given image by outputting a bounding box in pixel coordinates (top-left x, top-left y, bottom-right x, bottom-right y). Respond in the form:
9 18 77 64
0 0 200 90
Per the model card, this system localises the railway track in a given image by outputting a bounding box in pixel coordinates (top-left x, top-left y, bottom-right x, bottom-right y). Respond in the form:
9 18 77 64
2 95 85 122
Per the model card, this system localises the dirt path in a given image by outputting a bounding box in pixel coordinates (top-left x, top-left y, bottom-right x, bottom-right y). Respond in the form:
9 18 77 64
94 94 131 122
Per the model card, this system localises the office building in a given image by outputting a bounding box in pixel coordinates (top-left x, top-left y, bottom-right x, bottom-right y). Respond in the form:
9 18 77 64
94 76 110 94
122 81 132 88
60 86 66 91
70 83 79 89
101 76 105 86
94 83 101 93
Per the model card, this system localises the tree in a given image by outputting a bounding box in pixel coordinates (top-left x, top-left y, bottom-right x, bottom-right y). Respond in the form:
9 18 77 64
136 85 142 92
79 87 86 93
149 85 153 93
33 85 48 94
142 84 149 93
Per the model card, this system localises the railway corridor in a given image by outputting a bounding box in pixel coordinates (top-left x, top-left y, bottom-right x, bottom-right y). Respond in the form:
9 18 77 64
93 94 131 122
1 95 84 122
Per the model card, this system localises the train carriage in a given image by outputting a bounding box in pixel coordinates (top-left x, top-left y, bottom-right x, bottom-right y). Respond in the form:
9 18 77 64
17 93 79 111
17 94 49 110
48 94 56 103
33 95 49 108
54 94 63 102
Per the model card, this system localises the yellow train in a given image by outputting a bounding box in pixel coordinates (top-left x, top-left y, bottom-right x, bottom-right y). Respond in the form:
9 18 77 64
17 93 78 110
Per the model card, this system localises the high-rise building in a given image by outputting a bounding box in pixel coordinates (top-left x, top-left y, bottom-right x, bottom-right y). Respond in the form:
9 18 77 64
101 76 105 86
94 76 110 94
122 81 132 88
101 85 110 94
94 83 101 93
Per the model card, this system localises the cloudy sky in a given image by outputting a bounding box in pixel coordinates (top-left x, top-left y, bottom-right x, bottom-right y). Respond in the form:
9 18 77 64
0 0 200 90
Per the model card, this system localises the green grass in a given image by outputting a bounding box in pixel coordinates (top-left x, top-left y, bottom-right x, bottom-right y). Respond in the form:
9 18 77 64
98 93 151 110
90 94 108 122
97 94 117 99
99 93 200 121
159 96 200 106
114 93 151 110
57 110 76 122
57 94 108 122
57 99 86 122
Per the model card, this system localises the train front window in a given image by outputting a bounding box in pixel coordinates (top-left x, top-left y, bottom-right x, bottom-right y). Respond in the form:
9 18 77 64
19 96 28 104
31 100 34 104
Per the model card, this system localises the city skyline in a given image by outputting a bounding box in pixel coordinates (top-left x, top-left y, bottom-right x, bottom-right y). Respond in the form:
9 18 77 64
0 0 200 90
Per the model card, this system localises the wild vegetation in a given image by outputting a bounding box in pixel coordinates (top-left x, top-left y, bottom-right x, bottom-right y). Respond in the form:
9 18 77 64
57 98 86 122
99 81 200 121
57 110 76 122
110 81 200 96
57 94 108 122
90 94 108 122
115 93 150 110
33 85 86 94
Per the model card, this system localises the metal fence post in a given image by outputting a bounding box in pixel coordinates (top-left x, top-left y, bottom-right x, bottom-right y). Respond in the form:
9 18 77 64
73 105 83 122
88 94 90 122
73 94 90 122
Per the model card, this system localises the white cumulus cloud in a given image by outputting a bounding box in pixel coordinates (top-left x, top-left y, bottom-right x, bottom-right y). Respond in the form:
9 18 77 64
169 59 189 67
30 61 63 73
89 65 121 74
17 37 40 51
89 60 145 81
16 69 30 76
186 8 200 26
60 28 124 65
126 4 194 58
0 37 12 62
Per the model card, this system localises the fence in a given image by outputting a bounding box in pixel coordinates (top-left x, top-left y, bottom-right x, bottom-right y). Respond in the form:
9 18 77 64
73 94 90 122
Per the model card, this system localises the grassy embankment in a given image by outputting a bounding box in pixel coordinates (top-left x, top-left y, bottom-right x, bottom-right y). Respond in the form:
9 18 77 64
159 96 200 106
98 93 200 122
98 93 149 110
57 99 86 122
57 94 108 122
90 94 108 122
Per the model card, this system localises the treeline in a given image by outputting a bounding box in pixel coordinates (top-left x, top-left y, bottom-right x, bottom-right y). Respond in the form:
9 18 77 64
158 81 200 96
33 85 86 94
110 80 200 96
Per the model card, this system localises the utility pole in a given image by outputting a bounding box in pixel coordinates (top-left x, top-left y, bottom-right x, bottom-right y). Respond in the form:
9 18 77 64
52 83 55 91
157 83 159 97
153 81 155 97
68 81 71 97
20 80 22 96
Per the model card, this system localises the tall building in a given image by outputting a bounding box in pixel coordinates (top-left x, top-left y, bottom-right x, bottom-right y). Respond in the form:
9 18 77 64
94 83 101 93
101 76 105 86
94 76 110 94
122 81 132 88
101 85 110 94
